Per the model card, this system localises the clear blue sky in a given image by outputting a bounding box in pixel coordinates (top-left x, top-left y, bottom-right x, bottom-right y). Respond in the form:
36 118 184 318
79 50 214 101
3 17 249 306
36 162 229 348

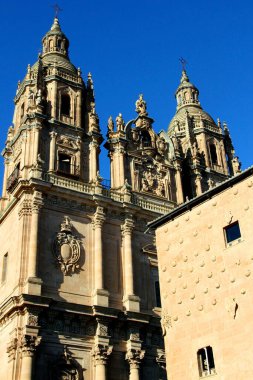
0 0 253 183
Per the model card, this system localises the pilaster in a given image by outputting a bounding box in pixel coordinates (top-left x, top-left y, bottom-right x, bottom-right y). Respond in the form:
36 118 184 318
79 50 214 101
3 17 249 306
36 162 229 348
20 335 41 380
93 318 113 380
122 216 140 312
93 206 109 307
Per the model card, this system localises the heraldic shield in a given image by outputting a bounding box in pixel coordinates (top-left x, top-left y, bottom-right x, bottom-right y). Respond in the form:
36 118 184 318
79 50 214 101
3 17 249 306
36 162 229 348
53 216 81 275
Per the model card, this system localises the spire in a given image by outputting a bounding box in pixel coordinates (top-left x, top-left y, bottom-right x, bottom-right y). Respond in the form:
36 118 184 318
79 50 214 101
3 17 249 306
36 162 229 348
50 17 62 33
175 69 200 110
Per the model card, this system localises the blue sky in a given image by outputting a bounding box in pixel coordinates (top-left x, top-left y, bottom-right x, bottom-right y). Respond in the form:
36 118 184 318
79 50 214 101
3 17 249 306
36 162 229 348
0 0 253 183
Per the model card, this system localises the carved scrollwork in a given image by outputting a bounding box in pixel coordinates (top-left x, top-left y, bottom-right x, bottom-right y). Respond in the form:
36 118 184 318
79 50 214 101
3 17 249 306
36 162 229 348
161 313 172 336
53 216 81 275
126 348 145 369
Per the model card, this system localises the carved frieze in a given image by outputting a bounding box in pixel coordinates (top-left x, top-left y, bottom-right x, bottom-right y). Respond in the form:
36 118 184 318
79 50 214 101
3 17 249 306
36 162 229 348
53 216 82 275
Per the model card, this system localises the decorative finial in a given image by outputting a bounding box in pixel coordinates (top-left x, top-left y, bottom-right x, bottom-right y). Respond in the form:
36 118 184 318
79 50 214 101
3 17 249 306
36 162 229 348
87 72 93 89
135 94 148 116
52 3 62 19
107 116 114 132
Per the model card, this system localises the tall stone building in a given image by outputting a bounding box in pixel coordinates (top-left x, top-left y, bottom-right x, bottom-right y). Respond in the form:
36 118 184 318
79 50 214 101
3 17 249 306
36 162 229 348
0 17 240 380
149 168 253 379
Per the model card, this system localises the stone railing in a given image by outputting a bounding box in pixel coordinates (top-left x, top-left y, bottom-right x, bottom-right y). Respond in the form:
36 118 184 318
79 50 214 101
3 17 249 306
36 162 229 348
40 173 172 214
43 173 94 194
131 193 172 214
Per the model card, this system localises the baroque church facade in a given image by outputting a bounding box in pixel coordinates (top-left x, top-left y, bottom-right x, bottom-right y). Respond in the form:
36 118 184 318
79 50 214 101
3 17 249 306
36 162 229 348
0 17 240 380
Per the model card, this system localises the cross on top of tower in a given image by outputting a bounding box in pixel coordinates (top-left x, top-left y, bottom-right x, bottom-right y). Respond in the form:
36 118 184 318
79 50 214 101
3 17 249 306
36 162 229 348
52 3 62 18
179 57 187 71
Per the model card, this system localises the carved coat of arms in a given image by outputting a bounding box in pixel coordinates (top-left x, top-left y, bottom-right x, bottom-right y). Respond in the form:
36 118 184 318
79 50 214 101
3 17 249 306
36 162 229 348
53 216 81 275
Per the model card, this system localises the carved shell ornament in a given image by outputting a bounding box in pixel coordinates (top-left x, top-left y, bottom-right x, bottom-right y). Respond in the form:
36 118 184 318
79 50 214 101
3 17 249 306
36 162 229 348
53 216 81 275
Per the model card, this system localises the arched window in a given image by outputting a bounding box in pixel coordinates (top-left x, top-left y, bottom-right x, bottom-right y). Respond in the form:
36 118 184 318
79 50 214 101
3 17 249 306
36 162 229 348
61 94 71 116
210 143 218 165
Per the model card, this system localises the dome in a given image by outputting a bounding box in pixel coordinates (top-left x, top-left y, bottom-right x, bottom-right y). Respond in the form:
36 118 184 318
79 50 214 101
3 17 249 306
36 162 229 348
168 106 216 134
31 53 77 74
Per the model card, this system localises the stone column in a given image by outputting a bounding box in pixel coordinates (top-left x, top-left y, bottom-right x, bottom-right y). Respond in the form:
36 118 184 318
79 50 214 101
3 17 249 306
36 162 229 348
89 140 99 182
20 335 41 380
93 206 109 306
27 191 43 295
156 349 167 380
49 131 57 172
33 125 41 165
2 158 10 199
126 348 145 380
52 81 58 119
76 90 82 128
122 216 140 312
116 146 125 188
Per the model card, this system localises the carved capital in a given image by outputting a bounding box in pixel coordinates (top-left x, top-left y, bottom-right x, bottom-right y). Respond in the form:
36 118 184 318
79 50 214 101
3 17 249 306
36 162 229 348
49 131 57 139
32 191 44 213
18 199 32 218
122 218 134 236
126 349 145 369
20 335 41 358
93 207 105 228
93 344 113 366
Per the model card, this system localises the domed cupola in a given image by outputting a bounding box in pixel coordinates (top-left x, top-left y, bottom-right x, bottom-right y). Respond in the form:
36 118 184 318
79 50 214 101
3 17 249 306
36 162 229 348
175 69 200 111
42 17 69 58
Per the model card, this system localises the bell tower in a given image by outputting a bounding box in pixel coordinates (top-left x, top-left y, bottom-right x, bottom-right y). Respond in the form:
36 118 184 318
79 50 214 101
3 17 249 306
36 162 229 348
168 69 241 200
2 17 102 206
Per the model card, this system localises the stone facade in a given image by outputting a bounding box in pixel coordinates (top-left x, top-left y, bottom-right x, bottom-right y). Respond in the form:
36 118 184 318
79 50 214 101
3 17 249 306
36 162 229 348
151 168 253 379
0 16 240 380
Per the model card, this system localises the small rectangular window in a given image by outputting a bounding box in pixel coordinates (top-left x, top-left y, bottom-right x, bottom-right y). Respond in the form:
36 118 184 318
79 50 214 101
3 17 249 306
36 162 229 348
197 346 216 377
2 253 8 283
224 221 241 244
155 281 161 308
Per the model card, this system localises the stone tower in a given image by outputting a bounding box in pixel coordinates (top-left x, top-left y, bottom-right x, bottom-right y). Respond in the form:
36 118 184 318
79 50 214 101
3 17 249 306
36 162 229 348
168 69 241 200
0 18 171 380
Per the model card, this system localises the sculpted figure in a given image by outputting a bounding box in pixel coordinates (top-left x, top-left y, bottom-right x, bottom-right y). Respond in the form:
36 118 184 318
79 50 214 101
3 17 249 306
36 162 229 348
116 113 125 131
135 94 147 116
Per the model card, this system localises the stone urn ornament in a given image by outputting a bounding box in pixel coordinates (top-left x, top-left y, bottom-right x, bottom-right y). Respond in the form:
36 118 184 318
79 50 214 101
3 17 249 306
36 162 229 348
53 216 81 275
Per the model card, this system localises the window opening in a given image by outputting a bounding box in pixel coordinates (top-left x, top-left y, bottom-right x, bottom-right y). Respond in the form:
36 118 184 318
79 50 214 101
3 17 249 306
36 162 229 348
58 153 71 174
155 281 161 307
210 144 218 165
224 221 241 244
141 130 151 147
197 346 216 377
2 253 8 283
20 103 25 118
61 94 70 116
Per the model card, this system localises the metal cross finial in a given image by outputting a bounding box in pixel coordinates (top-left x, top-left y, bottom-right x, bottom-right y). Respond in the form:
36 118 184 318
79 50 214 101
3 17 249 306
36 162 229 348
179 57 187 71
52 3 62 18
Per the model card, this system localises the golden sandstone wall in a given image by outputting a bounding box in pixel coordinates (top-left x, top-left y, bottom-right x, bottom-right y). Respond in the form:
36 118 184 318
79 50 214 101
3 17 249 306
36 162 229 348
156 172 253 379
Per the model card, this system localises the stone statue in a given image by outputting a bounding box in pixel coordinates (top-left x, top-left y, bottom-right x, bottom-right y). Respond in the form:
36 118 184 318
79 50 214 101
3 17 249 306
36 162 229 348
116 113 124 132
135 94 148 116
